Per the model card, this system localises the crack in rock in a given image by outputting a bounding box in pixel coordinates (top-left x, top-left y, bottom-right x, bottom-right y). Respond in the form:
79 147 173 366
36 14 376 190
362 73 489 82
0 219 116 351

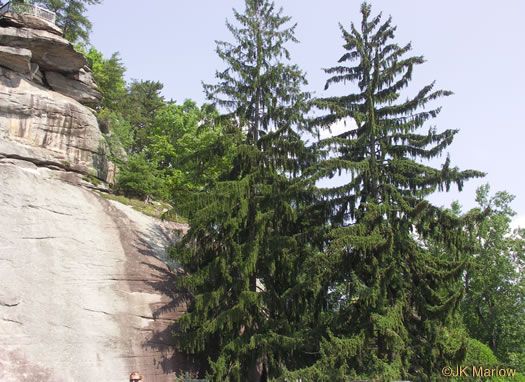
137 315 174 322
132 327 154 332
0 302 20 307
24 204 73 216
2 318 23 325
20 236 57 240
82 308 113 316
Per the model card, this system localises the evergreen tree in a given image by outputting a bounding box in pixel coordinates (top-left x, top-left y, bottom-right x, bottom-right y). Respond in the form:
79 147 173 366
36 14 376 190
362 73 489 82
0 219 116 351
29 0 102 43
171 1 318 380
115 152 167 200
121 80 166 153
301 3 484 380
78 45 127 110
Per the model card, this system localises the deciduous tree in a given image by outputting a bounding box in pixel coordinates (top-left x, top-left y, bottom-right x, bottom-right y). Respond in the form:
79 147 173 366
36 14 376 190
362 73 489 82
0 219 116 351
461 185 525 369
147 100 236 197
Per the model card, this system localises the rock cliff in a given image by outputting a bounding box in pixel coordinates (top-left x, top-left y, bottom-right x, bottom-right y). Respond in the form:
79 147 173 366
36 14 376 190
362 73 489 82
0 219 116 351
0 12 191 382
0 10 110 183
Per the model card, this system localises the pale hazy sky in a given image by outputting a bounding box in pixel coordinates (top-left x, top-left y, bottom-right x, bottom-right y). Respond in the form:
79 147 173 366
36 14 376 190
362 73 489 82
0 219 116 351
87 1 525 225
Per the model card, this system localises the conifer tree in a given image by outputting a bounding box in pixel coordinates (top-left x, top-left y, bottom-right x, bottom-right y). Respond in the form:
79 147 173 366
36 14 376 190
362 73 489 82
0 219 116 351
299 3 485 380
171 1 319 380
122 80 165 153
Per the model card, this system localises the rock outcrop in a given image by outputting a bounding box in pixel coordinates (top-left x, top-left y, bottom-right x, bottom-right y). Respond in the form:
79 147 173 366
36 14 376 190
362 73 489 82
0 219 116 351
0 11 63 36
0 161 192 381
0 46 31 74
0 26 87 73
0 11 192 382
0 10 109 183
45 70 103 104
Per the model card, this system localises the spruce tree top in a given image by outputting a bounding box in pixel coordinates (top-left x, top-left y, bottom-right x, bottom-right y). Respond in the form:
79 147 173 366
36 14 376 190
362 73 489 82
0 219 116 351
204 0 309 149
313 2 484 224
300 3 485 379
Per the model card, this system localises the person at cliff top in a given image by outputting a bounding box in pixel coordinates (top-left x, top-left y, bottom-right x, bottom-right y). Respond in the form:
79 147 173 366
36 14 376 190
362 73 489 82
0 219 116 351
130 371 143 382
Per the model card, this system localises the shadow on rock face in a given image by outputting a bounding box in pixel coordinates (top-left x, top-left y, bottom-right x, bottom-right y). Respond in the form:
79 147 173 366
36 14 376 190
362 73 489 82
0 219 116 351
100 196 201 380
133 232 202 376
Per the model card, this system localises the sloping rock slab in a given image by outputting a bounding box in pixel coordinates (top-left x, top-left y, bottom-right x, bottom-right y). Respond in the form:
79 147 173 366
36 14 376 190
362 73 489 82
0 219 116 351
0 26 86 72
0 45 31 74
46 71 102 105
0 66 114 182
0 12 63 36
0 162 193 381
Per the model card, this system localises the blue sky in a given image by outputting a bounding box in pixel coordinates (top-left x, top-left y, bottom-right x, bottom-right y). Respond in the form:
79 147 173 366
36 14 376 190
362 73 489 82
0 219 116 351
87 1 525 227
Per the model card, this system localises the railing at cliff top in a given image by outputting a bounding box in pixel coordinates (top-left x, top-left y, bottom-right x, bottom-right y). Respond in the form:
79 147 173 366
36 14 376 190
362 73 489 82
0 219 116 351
0 1 56 24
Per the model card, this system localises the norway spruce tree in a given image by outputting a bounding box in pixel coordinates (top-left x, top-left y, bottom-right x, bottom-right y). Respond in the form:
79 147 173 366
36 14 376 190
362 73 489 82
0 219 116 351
171 1 319 380
300 3 484 380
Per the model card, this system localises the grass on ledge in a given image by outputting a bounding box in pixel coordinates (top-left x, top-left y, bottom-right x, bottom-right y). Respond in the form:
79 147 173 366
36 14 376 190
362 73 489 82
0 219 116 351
96 191 186 224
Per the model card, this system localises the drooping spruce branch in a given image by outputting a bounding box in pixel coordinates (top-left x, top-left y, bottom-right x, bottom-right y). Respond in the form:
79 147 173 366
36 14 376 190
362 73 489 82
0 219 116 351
294 3 485 380
172 1 323 381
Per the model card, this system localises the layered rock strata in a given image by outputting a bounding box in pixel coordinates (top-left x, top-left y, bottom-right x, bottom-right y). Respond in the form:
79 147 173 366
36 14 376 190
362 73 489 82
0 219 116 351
0 12 109 183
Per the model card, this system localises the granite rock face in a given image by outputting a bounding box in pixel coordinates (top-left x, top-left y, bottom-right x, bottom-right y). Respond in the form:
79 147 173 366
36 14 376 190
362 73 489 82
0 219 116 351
0 26 86 72
0 46 31 74
0 161 192 381
0 66 113 181
45 70 103 105
0 13 111 183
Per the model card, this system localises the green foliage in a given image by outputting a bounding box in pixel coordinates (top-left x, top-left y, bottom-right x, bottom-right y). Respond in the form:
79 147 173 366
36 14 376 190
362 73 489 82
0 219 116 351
96 191 184 222
448 339 525 382
172 1 318 380
461 185 525 369
76 42 234 204
121 80 166 153
28 0 102 43
301 2 484 380
74 45 130 164
82 173 101 187
96 109 132 162
78 45 127 110
10 1 34 14
115 152 167 201
464 338 499 368
147 100 235 197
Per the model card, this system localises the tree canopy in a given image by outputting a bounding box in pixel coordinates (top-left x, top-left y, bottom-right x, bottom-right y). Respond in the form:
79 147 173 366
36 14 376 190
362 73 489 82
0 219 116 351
171 1 318 380
293 3 485 380
29 0 102 43
461 186 525 370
